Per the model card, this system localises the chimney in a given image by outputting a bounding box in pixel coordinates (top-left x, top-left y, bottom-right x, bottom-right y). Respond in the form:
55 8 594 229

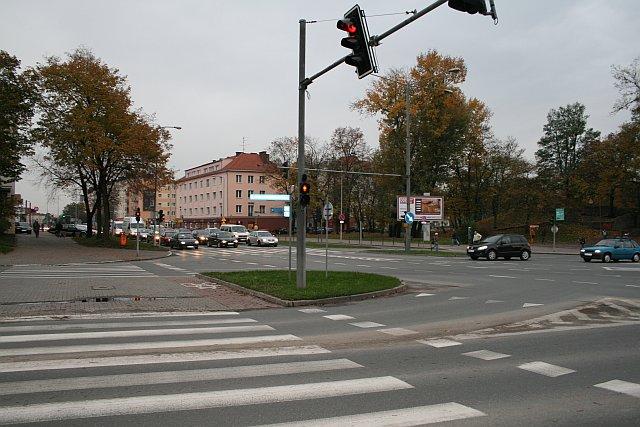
235 152 243 157
259 151 269 163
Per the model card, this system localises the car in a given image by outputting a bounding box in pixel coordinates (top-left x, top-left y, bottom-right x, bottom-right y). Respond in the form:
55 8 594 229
467 234 531 261
170 232 199 250
137 228 151 241
60 223 87 237
15 222 32 234
247 230 279 246
207 231 238 248
580 237 640 263
192 229 211 245
220 224 249 242
159 230 177 246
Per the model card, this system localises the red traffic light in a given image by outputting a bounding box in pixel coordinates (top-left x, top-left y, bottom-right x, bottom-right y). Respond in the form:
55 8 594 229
337 19 357 34
301 183 310 194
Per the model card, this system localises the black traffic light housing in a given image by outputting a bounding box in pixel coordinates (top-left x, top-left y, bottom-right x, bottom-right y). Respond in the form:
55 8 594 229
282 161 290 180
158 210 164 223
337 4 376 79
300 174 311 207
448 0 498 21
135 207 141 222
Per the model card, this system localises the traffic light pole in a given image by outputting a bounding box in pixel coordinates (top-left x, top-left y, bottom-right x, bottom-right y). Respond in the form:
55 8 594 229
405 79 411 253
297 19 307 289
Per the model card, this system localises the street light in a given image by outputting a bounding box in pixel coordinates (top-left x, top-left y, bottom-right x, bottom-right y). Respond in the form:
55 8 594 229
153 125 182 245
373 67 460 252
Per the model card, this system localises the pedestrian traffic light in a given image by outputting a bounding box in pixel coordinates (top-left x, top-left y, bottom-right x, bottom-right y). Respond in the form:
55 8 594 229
135 207 140 222
300 174 311 207
337 5 376 79
158 209 164 223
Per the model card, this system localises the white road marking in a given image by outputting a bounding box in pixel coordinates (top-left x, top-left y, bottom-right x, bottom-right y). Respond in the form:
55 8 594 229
594 379 640 398
523 303 544 308
572 281 598 285
0 345 331 373
298 308 326 314
448 296 468 301
0 334 302 357
0 359 362 396
263 265 278 268
349 322 386 328
518 361 575 377
626 284 640 288
323 314 354 321
467 266 488 269
334 262 347 266
0 324 274 344
489 275 517 279
534 278 555 282
0 377 413 424
416 293 434 297
485 299 503 304
0 318 258 333
462 350 511 360
259 402 486 426
0 311 239 323
417 338 462 348
377 328 418 336
356 265 371 268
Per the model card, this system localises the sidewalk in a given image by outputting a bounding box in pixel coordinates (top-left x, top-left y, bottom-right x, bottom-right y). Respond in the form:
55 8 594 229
0 232 169 266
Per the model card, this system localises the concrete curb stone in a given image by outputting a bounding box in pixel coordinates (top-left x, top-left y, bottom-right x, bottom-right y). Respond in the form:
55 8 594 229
195 273 408 307
0 251 172 267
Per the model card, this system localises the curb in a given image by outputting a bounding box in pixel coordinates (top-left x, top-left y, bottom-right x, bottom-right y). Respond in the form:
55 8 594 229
0 251 172 267
195 273 408 307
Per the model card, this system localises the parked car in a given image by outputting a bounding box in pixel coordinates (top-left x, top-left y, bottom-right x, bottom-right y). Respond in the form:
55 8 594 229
207 231 238 248
220 224 249 242
247 230 279 246
14 222 32 234
170 232 199 250
580 237 640 263
467 234 531 261
61 223 87 237
160 230 177 246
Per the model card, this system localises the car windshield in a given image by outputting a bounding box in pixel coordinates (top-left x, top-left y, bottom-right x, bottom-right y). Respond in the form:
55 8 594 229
481 235 502 244
177 233 192 239
230 226 247 233
594 239 618 247
257 232 272 237
218 231 234 238
164 232 176 237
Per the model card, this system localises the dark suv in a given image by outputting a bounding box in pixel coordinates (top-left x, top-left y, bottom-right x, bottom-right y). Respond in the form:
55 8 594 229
467 234 531 261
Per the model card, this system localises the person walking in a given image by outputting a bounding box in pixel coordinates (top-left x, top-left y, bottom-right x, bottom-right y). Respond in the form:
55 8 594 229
452 232 460 246
579 236 586 248
433 232 440 252
473 231 482 243
32 220 40 238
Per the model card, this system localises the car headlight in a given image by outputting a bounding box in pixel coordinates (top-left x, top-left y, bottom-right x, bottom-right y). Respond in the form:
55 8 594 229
221 240 227 243
477 245 488 251
234 239 238 243
580 249 585 253
180 241 186 244
274 238 278 243
594 249 601 253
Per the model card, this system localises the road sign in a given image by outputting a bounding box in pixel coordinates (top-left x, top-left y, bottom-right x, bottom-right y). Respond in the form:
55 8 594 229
271 207 284 214
250 194 291 202
551 225 559 233
323 202 334 220
283 205 291 218
555 208 565 221
339 212 345 221
405 212 415 224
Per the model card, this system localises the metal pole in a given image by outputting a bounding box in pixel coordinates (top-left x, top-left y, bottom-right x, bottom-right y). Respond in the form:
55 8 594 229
296 19 307 289
405 78 411 253
288 202 292 283
136 218 140 258
370 0 448 46
325 211 329 278
340 178 343 242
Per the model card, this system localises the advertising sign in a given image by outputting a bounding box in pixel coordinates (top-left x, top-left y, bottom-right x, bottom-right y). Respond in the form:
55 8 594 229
555 208 565 221
142 190 155 211
397 196 444 221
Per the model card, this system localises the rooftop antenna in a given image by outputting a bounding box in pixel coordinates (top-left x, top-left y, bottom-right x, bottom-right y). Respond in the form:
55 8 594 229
242 137 246 152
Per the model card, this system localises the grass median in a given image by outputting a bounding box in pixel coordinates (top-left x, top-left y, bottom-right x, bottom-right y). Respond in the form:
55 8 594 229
364 248 466 257
203 270 401 301
73 236 167 251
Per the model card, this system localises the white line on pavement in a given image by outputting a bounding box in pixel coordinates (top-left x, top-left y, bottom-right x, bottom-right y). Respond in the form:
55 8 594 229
0 324 274 344
0 345 331 373
259 402 486 426
416 293 434 297
594 379 640 398
416 338 462 348
356 265 371 268
349 322 386 328
534 278 555 282
448 296 468 300
489 275 517 279
485 300 503 304
523 303 544 308
323 314 355 321
298 308 326 313
0 359 362 396
462 350 511 360
518 361 575 377
377 328 418 336
0 334 302 357
572 281 598 285
0 311 239 323
0 377 413 424
626 284 640 288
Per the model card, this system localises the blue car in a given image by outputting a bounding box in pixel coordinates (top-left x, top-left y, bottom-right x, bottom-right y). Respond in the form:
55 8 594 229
580 238 640 263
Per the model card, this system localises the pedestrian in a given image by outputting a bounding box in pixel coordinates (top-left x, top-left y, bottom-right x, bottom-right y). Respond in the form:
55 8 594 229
452 232 460 246
579 236 585 248
32 220 40 238
473 231 482 243
433 232 440 252
54 221 63 238
602 229 608 239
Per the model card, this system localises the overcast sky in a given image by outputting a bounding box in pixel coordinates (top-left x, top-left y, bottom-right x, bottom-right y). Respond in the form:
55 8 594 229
4 0 639 214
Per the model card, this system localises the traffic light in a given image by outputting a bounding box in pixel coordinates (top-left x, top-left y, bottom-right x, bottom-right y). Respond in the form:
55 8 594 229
300 174 311 207
282 161 289 179
135 207 140 222
448 0 487 14
337 5 376 79
158 210 165 223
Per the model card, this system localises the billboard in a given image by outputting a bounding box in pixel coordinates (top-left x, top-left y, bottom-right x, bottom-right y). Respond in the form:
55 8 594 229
142 190 156 211
397 196 444 221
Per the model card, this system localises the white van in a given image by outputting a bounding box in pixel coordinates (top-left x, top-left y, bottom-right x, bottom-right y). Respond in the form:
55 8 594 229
112 221 124 235
220 224 249 242
122 217 146 236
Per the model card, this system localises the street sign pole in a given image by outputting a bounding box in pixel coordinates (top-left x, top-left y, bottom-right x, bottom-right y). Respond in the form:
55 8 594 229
288 203 293 284
136 218 140 258
325 213 329 278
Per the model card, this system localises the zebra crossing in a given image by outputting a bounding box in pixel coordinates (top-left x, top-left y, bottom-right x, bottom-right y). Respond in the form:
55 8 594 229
0 312 485 426
0 263 156 280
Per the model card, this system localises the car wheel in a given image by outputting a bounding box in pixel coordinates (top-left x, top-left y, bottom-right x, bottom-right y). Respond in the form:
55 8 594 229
603 253 612 263
487 250 497 261
469 255 479 260
247 240 251 246
520 250 530 261
234 244 238 248
583 258 591 262
257 241 261 246
218 242 223 248
633 253 640 263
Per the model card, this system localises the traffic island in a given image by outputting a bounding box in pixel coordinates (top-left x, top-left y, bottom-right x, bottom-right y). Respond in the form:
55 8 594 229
198 270 406 307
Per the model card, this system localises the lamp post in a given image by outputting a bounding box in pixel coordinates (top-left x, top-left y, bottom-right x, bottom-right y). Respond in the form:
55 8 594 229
154 126 181 245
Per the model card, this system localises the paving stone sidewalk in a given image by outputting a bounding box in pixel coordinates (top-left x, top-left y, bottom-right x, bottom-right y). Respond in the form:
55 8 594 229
0 232 169 265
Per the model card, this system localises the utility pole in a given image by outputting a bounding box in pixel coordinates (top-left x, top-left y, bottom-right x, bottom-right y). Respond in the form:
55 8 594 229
296 19 307 289
405 78 411 253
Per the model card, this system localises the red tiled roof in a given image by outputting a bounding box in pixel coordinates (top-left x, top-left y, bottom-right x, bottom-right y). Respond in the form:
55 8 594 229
220 153 271 172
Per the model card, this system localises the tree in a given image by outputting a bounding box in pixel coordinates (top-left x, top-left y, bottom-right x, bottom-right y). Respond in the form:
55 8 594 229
0 50 36 185
31 48 172 237
62 202 87 223
612 57 640 120
535 102 600 207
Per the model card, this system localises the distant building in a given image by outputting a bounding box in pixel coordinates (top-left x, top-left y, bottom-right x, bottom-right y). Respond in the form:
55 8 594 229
122 183 177 225
175 151 287 230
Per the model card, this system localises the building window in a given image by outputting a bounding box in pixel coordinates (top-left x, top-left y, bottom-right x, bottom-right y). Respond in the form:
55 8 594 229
189 208 192 215
248 205 254 216
200 180 203 188
219 191 222 198
207 193 210 200
207 207 210 214
213 192 216 199
235 190 242 198
200 207 203 214
248 175 254 184
259 190 265 195
158 202 162 206
206 179 210 187
236 175 242 183
259 176 265 183
189 183 192 189
248 190 254 198
201 194 204 201
235 205 242 213
189 195 192 202
158 194 162 198
259 205 265 214
213 207 217 214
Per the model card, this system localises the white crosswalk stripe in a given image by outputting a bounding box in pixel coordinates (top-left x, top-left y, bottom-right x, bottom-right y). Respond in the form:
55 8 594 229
0 263 156 279
0 313 486 425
